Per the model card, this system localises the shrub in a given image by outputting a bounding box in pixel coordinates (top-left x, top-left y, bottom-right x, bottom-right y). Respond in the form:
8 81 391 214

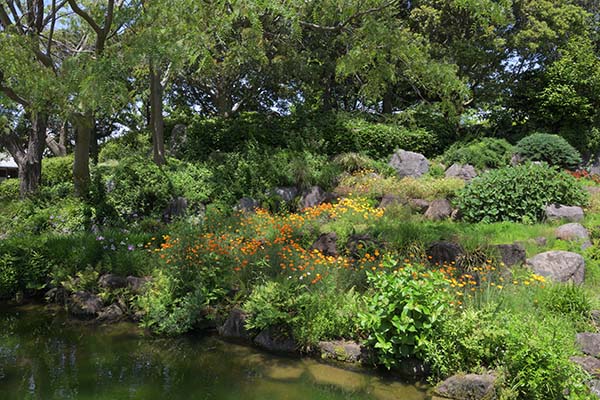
104 156 172 219
42 155 73 187
359 259 452 369
166 159 214 207
441 138 513 170
98 131 150 162
0 179 19 202
515 133 582 170
457 163 589 223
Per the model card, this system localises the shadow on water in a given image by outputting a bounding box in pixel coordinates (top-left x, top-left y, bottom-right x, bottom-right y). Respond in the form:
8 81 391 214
0 303 429 400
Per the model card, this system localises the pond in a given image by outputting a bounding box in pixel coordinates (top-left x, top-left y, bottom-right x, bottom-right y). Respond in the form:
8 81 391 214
0 303 429 400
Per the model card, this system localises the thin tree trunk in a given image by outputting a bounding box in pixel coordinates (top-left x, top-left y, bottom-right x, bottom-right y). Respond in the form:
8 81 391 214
72 112 93 197
383 89 393 114
150 63 166 165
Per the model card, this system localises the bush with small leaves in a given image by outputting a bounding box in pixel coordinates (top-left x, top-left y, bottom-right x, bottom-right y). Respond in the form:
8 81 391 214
441 138 513 170
515 133 582 169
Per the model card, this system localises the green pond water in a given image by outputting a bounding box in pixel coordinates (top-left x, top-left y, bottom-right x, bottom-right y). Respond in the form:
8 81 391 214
0 303 429 400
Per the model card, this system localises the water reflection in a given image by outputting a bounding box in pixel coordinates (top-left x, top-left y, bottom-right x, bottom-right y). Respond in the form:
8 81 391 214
0 304 428 400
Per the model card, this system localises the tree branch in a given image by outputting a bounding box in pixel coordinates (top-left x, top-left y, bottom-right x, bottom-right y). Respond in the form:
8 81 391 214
67 0 102 35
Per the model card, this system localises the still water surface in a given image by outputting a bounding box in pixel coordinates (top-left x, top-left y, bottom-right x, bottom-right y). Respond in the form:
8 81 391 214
0 303 428 400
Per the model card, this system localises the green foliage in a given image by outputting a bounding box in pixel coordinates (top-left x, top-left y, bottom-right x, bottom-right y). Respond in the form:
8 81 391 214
177 112 439 161
166 159 214 207
244 278 361 345
42 156 73 187
0 179 19 202
98 132 150 162
0 238 52 298
535 283 591 326
359 259 451 368
515 133 582 170
457 163 588 223
441 138 514 170
104 156 172 219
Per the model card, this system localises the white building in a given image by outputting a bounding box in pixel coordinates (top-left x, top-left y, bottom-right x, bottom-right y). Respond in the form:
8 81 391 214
0 153 18 181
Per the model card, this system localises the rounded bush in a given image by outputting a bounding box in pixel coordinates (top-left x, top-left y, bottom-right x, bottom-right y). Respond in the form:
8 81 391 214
515 133 582 169
104 156 172 219
42 155 73 187
457 163 589 223
441 138 513 170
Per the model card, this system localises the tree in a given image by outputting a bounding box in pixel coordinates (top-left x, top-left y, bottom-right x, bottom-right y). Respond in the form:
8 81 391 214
0 1 62 197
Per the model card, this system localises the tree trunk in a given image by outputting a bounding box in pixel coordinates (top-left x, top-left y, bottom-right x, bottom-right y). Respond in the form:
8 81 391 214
150 63 166 165
383 89 393 114
72 112 93 197
17 113 47 198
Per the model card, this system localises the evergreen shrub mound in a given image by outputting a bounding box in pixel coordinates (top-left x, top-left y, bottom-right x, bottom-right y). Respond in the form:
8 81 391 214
457 163 588 223
42 155 73 187
441 138 513 170
515 132 582 169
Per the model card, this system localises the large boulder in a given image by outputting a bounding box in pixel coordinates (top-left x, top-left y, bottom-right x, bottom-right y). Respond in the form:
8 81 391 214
545 204 584 222
433 373 497 400
254 327 297 353
408 198 430 213
218 308 252 340
389 149 429 178
555 223 590 242
445 163 477 182
424 199 453 221
98 274 127 290
427 241 464 266
571 356 600 377
126 276 151 294
268 187 298 203
68 291 103 318
378 194 404 209
310 232 338 257
526 251 585 284
494 243 526 267
318 340 364 363
97 303 125 323
577 333 600 357
235 197 260 213
162 196 189 222
299 186 327 209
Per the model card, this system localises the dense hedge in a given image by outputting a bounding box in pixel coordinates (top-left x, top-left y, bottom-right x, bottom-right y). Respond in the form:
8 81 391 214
515 133 582 169
168 112 439 161
441 138 513 170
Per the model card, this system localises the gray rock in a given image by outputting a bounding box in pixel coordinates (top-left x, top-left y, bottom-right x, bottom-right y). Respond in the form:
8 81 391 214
218 308 251 340
526 251 585 284
577 333 600 357
427 241 464 266
534 236 547 246
434 373 497 400
424 199 453 221
545 204 584 222
310 232 338 257
589 379 600 398
592 310 600 325
445 163 477 182
408 198 430 213
555 223 590 242
318 340 363 363
299 186 327 209
451 208 463 221
510 153 524 166
585 186 600 196
235 197 260 213
268 187 298 203
97 303 124 323
126 276 151 294
162 196 188 222
570 356 600 377
389 149 429 178
98 274 127 290
68 291 103 318
495 243 526 267
254 327 297 353
378 194 404 209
